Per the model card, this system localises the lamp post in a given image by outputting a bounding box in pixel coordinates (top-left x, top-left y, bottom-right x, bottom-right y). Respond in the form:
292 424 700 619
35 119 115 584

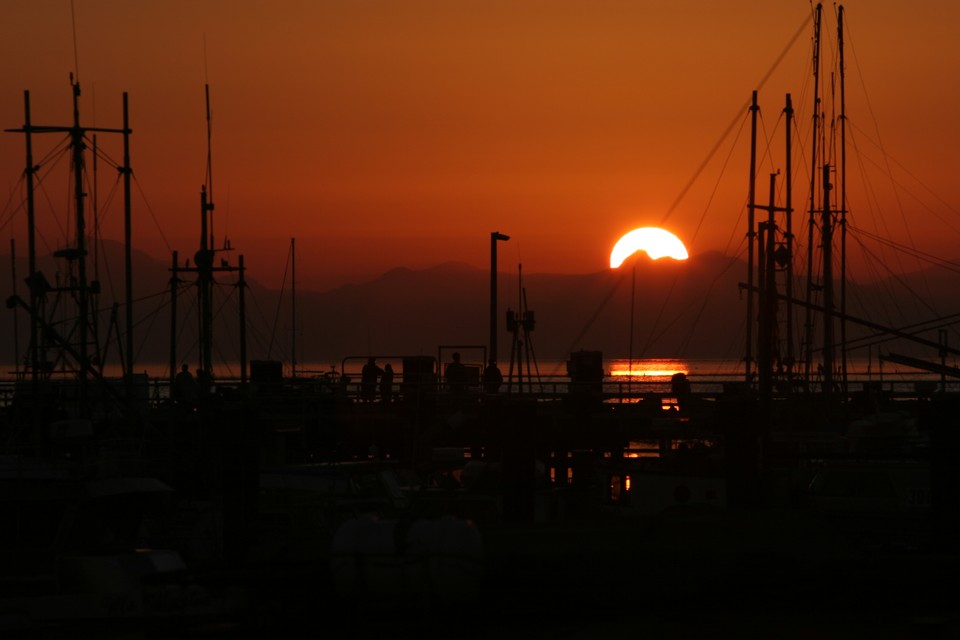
490 231 510 365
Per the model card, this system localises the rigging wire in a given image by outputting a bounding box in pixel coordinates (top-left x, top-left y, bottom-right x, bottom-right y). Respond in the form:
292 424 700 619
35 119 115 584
693 108 751 254
851 237 947 321
658 10 813 228
677 255 746 358
851 125 960 234
131 174 174 254
0 136 72 241
128 289 176 366
844 311 960 353
557 274 626 372
172 282 202 367
850 225 960 275
266 240 293 359
846 120 960 235
843 13 937 307
632 15 813 364
662 112 752 361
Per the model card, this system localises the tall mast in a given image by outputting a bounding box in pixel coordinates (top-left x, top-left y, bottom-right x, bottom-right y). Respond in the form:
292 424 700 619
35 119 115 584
169 250 179 388
745 91 759 383
71 76 90 398
205 83 215 249
198 184 213 376
753 110 790 400
122 92 134 386
10 240 20 378
822 163 835 396
7 81 134 419
239 255 247 386
757 172 777 400
173 83 246 383
22 91 39 388
197 83 215 376
784 93 795 378
291 237 297 378
803 2 823 385
838 5 848 390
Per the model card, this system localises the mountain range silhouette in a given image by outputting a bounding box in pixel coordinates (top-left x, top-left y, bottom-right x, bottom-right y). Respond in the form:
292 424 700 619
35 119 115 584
0 241 955 372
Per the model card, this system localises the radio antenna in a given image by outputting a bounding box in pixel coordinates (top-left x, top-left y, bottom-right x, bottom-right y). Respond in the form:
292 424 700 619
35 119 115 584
70 0 81 84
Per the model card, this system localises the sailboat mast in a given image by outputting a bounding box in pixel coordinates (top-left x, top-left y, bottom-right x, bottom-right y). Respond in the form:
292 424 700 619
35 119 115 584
517 264 524 393
757 172 778 399
838 5 848 390
239 255 247 386
291 237 297 378
10 240 20 378
822 163 835 396
199 185 213 375
784 93 795 377
71 77 90 395
205 83 215 249
804 2 823 385
745 90 759 383
170 251 179 388
198 83 215 376
22 91 39 386
122 92 134 383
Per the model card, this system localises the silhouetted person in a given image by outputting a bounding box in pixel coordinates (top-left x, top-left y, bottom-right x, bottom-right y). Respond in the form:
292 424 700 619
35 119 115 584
380 363 394 404
361 357 383 402
446 352 467 395
483 358 503 393
174 363 197 410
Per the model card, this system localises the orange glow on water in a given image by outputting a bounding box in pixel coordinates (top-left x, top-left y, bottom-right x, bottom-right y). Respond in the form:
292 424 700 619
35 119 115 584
609 361 688 378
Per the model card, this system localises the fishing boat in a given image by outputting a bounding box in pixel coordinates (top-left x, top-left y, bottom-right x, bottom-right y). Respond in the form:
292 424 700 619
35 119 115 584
0 78 257 634
731 4 958 556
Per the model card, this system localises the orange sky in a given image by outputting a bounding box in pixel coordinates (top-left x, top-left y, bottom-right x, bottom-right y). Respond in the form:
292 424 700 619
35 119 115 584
2 0 959 292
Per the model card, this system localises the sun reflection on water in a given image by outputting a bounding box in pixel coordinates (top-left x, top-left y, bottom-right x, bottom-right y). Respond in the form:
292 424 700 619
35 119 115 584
608 359 689 379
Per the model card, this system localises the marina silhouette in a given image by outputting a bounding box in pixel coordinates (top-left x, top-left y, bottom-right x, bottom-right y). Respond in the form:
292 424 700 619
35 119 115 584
2 3 960 638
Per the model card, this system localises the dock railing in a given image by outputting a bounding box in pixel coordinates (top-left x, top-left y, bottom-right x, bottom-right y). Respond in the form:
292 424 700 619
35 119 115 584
0 369 955 412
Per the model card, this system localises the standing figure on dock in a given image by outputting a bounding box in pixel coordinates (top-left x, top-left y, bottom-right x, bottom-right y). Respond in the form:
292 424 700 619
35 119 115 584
483 358 503 394
446 352 467 395
380 363 395 404
174 363 198 411
671 372 691 411
361 357 383 402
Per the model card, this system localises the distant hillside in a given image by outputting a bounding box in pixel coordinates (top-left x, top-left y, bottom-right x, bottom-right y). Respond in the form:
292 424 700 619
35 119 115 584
0 242 957 372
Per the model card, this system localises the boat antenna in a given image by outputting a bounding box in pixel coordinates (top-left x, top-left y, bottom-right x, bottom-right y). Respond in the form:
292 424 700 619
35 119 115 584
70 0 81 86
205 82 214 249
200 33 215 249
838 4 849 389
196 82 216 377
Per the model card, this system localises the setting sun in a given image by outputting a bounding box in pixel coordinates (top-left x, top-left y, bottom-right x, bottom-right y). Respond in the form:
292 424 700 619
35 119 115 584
610 227 689 268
